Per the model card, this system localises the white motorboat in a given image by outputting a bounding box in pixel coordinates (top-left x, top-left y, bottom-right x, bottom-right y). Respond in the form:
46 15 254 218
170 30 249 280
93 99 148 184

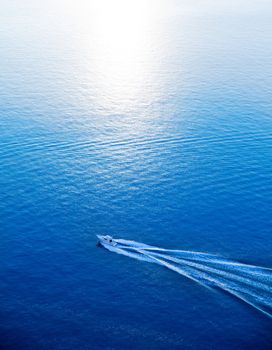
97 234 117 247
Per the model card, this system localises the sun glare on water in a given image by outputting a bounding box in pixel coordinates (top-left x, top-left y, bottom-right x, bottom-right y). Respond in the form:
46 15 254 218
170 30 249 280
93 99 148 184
77 0 162 114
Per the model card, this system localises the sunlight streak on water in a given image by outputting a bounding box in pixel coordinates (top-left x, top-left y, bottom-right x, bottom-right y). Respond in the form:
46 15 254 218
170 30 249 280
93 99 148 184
78 0 162 115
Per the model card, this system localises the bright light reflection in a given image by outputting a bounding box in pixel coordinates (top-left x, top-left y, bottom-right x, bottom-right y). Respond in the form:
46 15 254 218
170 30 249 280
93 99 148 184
81 0 160 114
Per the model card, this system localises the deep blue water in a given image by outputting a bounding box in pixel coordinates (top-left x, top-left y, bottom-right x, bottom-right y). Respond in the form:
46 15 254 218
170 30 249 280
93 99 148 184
1 1 272 349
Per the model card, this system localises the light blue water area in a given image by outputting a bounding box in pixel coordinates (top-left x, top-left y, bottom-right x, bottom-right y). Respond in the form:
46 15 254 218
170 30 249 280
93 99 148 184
0 0 272 349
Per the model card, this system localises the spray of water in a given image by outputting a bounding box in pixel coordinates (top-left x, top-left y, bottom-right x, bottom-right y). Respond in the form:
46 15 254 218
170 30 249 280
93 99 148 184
100 238 272 318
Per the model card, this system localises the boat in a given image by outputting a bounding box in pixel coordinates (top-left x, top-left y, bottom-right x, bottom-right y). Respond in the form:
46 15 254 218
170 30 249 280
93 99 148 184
97 234 117 247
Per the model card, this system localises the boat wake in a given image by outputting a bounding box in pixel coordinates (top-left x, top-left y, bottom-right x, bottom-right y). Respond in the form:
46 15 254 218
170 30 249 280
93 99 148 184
100 237 272 318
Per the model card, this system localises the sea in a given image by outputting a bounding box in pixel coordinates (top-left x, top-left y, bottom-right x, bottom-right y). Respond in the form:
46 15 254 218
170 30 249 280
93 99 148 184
0 1 272 349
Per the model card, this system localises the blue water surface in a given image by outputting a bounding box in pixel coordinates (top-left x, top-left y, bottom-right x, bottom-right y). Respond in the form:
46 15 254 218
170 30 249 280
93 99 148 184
1 0 272 349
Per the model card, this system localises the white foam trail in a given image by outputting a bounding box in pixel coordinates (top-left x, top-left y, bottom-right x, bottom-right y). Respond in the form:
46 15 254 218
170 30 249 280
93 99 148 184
135 248 213 290
120 242 272 271
102 244 155 264
100 238 272 318
116 239 218 258
146 251 271 292
138 250 272 318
